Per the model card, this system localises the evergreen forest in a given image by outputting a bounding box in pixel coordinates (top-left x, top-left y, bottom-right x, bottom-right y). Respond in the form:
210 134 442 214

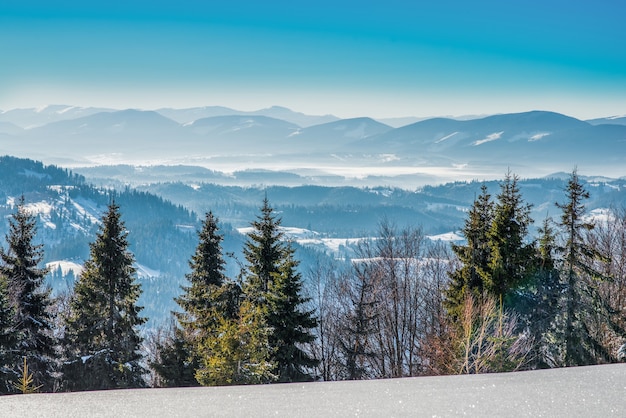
1 157 626 392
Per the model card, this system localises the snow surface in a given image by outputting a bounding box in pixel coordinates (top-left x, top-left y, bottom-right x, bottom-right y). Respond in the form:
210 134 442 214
135 263 161 279
473 131 504 146
46 260 84 277
530 132 550 141
427 231 464 241
0 364 624 417
435 131 459 143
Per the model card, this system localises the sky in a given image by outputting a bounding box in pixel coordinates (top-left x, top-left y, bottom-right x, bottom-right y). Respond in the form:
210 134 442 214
2 0 626 119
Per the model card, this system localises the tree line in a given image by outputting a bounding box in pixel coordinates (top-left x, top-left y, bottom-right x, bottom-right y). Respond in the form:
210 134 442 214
0 169 625 393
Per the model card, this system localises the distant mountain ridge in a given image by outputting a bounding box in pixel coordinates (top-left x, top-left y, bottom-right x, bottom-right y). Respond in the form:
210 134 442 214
1 106 625 182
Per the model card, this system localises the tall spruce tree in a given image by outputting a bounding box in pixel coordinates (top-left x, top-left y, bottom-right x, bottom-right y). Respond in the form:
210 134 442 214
153 212 241 387
244 197 284 297
62 202 146 391
177 211 239 332
267 250 318 382
556 170 612 366
517 217 563 368
486 172 536 302
1 196 56 392
244 198 318 382
445 184 494 320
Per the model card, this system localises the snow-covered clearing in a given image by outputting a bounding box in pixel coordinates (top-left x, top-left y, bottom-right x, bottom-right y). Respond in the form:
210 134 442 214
0 364 624 417
426 231 464 241
46 260 84 277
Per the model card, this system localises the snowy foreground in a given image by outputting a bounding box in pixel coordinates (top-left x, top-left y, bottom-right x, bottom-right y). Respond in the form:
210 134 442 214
2 364 625 417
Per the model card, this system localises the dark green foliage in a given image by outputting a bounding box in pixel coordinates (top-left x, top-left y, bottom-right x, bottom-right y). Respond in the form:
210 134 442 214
243 198 318 382
514 217 564 368
149 325 197 388
267 251 318 382
0 276 19 393
445 185 494 320
486 172 536 301
446 174 537 320
0 196 56 392
557 170 613 366
153 212 241 387
62 202 146 391
244 198 285 296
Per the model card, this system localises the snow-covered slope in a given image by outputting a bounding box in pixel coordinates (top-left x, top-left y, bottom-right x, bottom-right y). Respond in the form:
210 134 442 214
1 364 623 417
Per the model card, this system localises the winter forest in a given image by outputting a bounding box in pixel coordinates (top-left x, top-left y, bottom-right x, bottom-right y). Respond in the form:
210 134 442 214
1 168 626 393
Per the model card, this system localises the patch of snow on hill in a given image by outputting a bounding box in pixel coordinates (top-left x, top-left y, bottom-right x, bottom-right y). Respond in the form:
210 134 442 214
136 263 161 279
530 132 550 141
427 231 463 241
57 106 78 114
46 260 84 276
238 226 319 240
71 197 102 225
22 200 57 229
473 131 503 146
436 131 458 143
298 237 363 254
585 208 613 224
379 154 399 163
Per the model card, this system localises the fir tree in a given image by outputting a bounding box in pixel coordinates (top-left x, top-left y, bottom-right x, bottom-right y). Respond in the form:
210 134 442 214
556 170 612 366
62 202 146 391
516 217 563 368
243 198 318 382
195 299 276 386
267 250 318 382
176 211 239 333
0 196 56 392
445 184 494 320
243 197 284 297
486 172 536 302
154 212 240 387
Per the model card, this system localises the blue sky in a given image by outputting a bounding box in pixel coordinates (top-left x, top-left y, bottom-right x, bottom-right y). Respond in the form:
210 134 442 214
2 0 625 119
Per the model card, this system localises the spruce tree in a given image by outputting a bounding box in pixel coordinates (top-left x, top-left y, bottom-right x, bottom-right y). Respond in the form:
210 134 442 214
195 299 275 386
243 197 284 297
243 198 318 382
0 196 56 392
517 217 563 368
486 172 536 302
445 184 494 320
267 250 318 382
556 170 612 366
154 212 240 387
176 211 239 332
62 202 146 391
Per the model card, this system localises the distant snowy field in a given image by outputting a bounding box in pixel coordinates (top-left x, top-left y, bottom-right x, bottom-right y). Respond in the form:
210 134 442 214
236 226 463 256
1 364 624 417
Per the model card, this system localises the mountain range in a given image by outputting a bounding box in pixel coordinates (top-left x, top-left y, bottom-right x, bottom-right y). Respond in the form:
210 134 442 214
1 105 625 184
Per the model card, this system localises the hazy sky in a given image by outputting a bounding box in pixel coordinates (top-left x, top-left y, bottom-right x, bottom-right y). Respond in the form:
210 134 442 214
2 0 625 119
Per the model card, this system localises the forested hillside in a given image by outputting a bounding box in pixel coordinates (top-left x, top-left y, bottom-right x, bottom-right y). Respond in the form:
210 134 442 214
0 157 202 325
1 155 626 393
